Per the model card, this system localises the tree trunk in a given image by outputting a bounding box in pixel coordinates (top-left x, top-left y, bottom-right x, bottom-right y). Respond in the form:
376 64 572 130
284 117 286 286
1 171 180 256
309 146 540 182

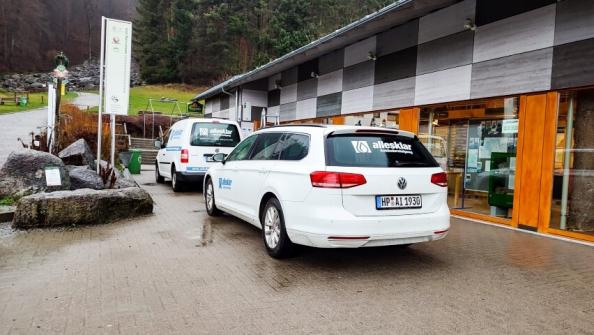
568 90 594 232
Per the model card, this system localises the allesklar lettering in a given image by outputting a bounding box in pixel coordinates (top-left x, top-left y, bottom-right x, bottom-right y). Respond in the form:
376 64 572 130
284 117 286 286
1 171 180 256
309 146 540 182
372 141 414 154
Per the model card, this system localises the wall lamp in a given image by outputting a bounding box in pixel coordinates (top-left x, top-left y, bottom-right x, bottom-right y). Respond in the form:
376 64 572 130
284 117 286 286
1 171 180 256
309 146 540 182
464 18 476 31
368 51 377 61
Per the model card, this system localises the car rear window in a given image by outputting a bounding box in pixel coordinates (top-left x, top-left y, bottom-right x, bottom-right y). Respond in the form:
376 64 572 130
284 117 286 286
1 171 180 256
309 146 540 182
325 134 439 168
190 123 240 147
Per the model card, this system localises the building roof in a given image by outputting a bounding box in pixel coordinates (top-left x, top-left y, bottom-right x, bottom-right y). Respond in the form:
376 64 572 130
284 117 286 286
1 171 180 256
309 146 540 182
193 0 458 101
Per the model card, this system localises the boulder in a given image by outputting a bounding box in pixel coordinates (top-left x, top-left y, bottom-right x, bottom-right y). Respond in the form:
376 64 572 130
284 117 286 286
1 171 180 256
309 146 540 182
96 160 137 189
67 166 104 190
12 187 153 229
0 150 70 198
58 139 96 170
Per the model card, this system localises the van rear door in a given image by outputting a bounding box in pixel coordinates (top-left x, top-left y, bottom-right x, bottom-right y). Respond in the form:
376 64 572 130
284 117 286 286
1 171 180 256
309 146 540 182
324 130 446 217
186 122 241 172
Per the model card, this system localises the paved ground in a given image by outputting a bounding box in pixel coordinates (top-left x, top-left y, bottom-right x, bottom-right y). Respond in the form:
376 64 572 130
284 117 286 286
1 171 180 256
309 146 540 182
1 167 593 335
0 92 99 166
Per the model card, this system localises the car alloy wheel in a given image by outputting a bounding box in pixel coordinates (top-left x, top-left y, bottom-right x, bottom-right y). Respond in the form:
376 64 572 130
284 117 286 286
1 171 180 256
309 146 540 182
264 206 281 249
206 182 214 211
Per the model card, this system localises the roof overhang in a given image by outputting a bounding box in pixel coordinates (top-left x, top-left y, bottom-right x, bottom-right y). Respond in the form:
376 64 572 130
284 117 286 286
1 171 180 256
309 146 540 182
194 0 459 101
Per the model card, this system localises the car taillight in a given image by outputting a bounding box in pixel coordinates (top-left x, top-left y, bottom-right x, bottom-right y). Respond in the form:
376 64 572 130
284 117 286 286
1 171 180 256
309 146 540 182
310 171 367 188
431 172 447 187
181 149 189 163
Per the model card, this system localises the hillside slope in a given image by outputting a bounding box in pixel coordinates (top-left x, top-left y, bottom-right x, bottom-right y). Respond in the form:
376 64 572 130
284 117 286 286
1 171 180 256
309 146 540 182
0 0 137 73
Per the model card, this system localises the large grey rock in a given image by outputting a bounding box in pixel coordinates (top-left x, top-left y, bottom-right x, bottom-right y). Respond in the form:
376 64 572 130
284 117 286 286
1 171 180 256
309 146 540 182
0 150 70 198
58 139 96 170
12 187 153 228
67 166 104 190
96 160 137 189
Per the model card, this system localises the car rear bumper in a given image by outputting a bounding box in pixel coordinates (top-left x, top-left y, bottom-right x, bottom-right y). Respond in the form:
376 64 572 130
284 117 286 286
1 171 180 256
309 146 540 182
176 171 205 183
283 201 450 248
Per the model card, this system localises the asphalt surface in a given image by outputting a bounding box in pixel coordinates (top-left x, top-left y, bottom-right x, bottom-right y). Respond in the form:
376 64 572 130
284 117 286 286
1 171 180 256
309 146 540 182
0 166 593 334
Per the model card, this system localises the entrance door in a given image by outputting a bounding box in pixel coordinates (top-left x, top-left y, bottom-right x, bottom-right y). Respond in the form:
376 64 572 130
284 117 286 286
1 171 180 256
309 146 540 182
512 93 558 231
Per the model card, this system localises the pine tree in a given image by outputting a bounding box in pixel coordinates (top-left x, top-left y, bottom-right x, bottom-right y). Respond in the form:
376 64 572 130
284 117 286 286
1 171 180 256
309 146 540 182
135 0 172 83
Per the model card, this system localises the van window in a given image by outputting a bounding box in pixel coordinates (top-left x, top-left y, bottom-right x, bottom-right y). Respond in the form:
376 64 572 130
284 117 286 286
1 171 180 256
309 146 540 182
226 135 257 162
326 134 438 168
278 134 309 160
190 123 240 147
250 133 283 160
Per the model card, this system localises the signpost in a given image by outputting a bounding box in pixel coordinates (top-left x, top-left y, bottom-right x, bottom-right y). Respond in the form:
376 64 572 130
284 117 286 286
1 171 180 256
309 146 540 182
47 83 56 152
97 17 132 172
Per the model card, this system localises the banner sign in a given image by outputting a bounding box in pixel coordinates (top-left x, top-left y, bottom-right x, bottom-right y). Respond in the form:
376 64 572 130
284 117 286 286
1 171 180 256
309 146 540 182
47 83 56 148
104 19 132 115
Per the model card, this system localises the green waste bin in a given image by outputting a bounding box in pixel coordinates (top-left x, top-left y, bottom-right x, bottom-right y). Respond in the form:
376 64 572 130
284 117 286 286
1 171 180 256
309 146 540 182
18 96 28 107
129 150 142 174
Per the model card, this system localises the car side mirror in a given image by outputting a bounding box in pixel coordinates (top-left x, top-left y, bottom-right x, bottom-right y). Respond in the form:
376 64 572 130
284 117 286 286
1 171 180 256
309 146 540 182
212 153 227 163
154 140 162 149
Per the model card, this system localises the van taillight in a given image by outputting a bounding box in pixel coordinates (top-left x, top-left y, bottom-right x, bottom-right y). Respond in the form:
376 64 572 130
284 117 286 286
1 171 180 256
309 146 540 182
181 149 189 163
431 172 447 187
310 171 366 188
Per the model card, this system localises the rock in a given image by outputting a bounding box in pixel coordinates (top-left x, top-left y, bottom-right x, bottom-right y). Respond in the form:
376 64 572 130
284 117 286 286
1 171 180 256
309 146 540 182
67 166 104 190
0 150 70 198
29 82 45 89
58 139 96 170
116 169 138 188
12 187 153 228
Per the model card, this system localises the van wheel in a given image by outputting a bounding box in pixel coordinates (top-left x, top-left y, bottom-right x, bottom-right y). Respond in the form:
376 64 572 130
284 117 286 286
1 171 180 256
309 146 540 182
171 166 183 192
155 162 164 183
261 198 296 259
205 177 222 216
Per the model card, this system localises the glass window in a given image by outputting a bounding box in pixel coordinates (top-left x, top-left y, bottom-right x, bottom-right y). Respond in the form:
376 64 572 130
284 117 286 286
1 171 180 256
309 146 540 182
344 111 400 128
249 133 283 160
550 90 594 237
190 122 241 147
226 135 257 161
278 134 309 160
326 134 438 168
419 97 519 219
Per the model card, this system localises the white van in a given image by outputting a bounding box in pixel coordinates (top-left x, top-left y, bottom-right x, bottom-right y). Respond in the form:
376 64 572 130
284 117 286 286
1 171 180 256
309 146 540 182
155 118 242 191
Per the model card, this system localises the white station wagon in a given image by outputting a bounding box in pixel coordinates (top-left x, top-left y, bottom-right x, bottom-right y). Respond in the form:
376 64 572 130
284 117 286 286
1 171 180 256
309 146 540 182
204 125 450 258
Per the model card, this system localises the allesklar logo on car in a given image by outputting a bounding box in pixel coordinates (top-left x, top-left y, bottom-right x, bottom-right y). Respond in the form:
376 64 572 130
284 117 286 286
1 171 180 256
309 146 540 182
351 140 372 153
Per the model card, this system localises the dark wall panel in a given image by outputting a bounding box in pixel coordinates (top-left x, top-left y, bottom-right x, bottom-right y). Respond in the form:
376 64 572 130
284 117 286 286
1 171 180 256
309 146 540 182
298 59 319 82
316 93 342 117
374 46 417 85
417 30 474 75
297 78 317 101
476 0 555 26
319 49 344 75
220 95 230 110
268 89 281 107
377 19 419 57
552 38 594 90
342 60 375 91
243 78 268 91
281 67 298 86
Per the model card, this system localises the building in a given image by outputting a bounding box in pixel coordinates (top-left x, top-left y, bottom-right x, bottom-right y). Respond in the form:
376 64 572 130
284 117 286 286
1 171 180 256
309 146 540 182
194 0 594 243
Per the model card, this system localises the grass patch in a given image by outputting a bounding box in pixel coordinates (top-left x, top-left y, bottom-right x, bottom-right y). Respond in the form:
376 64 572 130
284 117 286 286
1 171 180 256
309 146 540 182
0 196 16 206
128 84 205 116
0 90 78 114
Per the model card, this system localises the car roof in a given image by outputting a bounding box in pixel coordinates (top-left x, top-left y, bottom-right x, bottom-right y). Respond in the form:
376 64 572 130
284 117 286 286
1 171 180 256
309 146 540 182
256 124 415 138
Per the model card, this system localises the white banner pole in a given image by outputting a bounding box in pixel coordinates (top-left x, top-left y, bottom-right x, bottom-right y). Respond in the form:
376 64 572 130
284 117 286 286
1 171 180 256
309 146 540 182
111 114 115 167
97 16 106 173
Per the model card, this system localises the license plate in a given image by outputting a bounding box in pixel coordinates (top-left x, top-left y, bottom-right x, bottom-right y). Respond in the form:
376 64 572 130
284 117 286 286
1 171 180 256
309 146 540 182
375 194 422 210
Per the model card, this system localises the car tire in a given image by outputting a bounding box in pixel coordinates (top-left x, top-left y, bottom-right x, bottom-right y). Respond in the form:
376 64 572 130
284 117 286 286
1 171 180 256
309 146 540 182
171 165 183 192
261 197 296 259
155 162 164 183
205 177 222 216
